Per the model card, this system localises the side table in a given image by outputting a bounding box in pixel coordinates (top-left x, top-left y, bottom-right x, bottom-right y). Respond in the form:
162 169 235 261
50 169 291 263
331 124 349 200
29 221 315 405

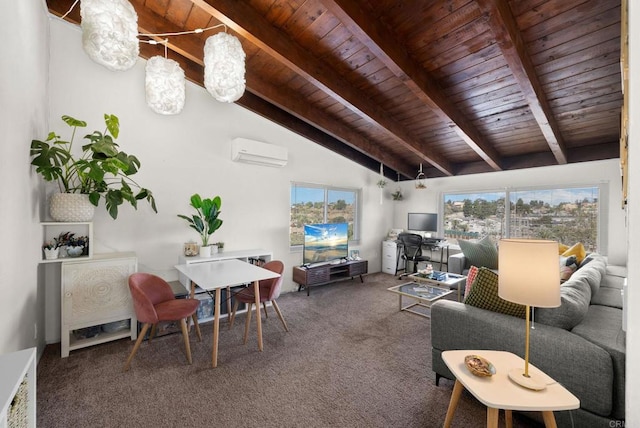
442 350 579 428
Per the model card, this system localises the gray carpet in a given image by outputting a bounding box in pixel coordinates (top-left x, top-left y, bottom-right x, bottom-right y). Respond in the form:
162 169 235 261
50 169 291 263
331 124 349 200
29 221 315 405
36 273 540 427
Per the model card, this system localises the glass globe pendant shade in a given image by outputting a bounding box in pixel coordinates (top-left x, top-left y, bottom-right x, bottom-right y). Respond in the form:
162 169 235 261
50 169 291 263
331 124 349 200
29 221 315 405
145 56 186 115
80 0 139 71
204 32 246 103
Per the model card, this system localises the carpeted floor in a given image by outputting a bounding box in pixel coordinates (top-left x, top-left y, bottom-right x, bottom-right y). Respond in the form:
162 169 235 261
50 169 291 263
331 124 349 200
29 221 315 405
36 273 541 427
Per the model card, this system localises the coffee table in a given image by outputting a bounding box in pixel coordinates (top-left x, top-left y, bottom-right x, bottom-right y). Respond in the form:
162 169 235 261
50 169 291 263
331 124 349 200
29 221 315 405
442 350 579 427
387 281 454 318
408 271 466 301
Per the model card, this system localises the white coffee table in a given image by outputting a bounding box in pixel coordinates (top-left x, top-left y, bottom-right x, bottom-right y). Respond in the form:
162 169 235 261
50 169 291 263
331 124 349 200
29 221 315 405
442 350 579 428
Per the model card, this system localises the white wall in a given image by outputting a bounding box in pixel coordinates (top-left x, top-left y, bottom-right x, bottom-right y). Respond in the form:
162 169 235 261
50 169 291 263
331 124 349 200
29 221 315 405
0 1 49 355
626 2 639 425
43 18 395 341
389 159 626 265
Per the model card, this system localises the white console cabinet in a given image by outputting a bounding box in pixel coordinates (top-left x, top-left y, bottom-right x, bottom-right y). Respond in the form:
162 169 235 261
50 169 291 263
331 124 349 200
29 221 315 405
61 252 138 357
0 348 36 428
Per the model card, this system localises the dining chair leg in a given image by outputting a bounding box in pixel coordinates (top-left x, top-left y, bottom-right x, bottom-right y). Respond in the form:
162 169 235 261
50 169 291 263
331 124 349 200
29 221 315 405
272 300 289 332
263 302 269 318
180 318 193 365
243 302 253 344
192 314 202 341
124 322 150 372
229 299 240 329
149 323 158 342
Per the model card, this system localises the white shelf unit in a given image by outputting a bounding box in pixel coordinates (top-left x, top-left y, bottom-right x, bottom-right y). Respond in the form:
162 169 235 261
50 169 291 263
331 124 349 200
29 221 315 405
178 249 272 324
40 222 93 263
0 348 36 428
60 252 138 357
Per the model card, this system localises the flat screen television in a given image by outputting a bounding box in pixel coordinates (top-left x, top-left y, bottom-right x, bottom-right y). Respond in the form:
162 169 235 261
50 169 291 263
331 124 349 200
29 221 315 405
303 223 349 265
407 212 438 233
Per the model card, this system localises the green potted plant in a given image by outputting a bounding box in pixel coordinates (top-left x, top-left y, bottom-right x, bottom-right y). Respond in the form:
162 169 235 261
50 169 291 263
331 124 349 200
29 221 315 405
30 114 157 220
177 193 223 257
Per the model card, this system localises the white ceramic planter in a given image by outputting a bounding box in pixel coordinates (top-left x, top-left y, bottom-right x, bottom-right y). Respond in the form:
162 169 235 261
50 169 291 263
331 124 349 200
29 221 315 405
199 245 212 258
50 193 95 222
43 247 60 260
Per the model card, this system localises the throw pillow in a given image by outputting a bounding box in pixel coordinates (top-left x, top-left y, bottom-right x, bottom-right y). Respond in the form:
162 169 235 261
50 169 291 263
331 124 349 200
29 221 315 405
458 236 499 269
463 267 526 318
464 265 479 297
558 243 569 254
561 242 587 264
559 255 578 282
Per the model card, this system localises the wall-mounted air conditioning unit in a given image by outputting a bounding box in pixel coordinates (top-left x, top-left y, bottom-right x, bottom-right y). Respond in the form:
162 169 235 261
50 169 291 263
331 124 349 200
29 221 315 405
231 138 288 167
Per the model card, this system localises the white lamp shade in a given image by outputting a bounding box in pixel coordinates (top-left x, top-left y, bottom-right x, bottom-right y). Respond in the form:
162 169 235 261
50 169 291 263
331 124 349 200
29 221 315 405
145 56 186 115
204 32 246 103
498 239 560 308
80 0 139 71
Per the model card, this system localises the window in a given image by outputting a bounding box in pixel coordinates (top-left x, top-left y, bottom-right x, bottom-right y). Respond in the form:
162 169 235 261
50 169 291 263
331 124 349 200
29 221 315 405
290 183 360 247
443 185 602 252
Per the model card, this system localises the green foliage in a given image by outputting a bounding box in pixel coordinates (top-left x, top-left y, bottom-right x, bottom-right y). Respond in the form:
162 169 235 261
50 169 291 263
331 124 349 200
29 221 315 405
177 193 223 246
30 114 157 220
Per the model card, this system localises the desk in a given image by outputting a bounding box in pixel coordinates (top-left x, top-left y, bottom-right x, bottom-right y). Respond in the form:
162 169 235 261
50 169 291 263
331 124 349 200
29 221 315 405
175 259 280 367
442 350 579 427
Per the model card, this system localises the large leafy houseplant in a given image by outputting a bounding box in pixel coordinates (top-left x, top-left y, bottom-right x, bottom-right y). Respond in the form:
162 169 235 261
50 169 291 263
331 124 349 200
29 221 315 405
30 114 157 219
177 194 223 247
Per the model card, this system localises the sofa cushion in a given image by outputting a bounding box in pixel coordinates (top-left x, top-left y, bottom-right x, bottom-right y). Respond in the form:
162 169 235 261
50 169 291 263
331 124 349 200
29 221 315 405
577 253 607 297
458 236 498 269
536 270 592 330
463 268 526 318
591 287 623 309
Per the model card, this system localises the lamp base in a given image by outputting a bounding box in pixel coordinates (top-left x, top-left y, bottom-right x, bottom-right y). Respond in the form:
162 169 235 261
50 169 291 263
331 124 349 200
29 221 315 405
508 368 547 390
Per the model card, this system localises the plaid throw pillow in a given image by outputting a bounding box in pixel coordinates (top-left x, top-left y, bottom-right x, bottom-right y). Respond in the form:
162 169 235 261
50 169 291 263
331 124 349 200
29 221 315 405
463 268 526 318
464 265 479 297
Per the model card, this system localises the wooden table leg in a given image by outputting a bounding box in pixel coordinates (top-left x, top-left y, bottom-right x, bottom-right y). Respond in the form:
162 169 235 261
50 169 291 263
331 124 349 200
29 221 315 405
505 409 513 428
253 280 263 352
541 411 557 428
211 288 221 368
487 407 499 428
443 379 464 427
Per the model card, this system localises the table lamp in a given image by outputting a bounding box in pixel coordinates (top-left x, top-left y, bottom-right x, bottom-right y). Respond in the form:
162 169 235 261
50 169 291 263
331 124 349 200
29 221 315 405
498 239 560 390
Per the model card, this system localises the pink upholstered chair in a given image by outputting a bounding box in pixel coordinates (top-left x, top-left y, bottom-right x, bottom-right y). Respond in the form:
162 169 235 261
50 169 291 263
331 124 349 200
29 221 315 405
229 260 289 343
124 273 202 371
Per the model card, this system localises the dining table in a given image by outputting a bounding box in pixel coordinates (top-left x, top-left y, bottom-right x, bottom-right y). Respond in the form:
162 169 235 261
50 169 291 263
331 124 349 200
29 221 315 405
174 258 280 367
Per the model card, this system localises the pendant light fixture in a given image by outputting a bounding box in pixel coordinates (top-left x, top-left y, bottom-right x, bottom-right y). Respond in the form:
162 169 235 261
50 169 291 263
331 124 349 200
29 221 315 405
145 54 186 115
204 32 246 103
415 163 426 189
80 0 139 71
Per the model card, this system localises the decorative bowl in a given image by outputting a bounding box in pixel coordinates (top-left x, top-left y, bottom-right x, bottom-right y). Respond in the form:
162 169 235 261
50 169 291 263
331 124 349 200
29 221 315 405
464 354 496 377
66 246 84 257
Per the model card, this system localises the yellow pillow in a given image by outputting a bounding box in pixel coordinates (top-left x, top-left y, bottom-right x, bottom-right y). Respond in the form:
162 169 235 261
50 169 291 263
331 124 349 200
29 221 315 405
562 242 586 264
558 243 569 254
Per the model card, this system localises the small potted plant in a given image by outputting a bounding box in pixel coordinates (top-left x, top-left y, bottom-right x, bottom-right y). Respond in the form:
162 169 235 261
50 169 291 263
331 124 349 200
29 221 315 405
42 239 63 260
376 179 387 188
214 242 225 252
178 193 223 257
30 114 157 220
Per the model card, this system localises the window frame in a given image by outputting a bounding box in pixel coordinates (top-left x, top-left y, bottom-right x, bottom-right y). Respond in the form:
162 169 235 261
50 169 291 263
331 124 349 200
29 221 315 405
290 182 361 250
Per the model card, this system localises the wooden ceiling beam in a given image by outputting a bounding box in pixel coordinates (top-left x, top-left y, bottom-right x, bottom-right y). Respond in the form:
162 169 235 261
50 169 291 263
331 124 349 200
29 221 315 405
476 0 568 164
189 0 454 176
321 0 503 172
45 0 413 179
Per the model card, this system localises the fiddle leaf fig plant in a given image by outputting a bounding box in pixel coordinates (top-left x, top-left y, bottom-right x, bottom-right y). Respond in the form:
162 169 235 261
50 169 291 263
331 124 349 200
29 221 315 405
177 193 223 247
30 114 157 219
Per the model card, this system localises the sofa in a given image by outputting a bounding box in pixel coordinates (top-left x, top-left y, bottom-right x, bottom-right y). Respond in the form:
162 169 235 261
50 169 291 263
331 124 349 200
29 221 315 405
432 252 626 427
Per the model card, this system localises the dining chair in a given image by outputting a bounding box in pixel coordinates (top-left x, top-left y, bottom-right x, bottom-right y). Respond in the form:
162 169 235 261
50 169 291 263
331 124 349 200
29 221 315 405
124 273 202 371
229 260 289 344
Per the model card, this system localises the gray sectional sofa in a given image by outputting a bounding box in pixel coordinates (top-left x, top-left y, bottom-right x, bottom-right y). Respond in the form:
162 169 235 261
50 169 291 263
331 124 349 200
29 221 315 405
431 252 626 427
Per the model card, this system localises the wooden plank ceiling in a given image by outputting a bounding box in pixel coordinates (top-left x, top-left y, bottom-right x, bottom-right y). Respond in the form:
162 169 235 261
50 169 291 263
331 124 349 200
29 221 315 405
47 0 622 181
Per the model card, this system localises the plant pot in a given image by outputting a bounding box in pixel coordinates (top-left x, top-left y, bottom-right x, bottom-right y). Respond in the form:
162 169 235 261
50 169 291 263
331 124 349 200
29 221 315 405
211 245 219 254
184 242 199 257
50 193 95 222
199 245 212 258
43 248 59 260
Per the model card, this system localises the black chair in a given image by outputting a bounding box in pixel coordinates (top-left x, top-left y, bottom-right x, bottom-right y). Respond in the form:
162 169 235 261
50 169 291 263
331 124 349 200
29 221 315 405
398 233 431 279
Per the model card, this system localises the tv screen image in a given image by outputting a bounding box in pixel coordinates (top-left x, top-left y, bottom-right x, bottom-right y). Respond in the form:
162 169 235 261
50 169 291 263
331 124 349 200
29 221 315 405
408 212 438 232
303 223 349 265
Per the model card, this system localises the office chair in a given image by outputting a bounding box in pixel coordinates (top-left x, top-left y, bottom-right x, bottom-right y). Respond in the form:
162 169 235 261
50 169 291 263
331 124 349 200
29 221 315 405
229 260 289 344
124 273 202 371
398 232 431 279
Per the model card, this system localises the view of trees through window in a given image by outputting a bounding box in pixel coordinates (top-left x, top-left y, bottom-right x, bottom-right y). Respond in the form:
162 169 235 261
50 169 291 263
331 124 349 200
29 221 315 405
290 184 358 246
443 186 600 252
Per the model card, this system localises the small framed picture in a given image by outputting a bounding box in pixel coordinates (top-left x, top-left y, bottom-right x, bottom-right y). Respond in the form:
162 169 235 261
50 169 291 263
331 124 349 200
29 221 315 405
350 250 360 260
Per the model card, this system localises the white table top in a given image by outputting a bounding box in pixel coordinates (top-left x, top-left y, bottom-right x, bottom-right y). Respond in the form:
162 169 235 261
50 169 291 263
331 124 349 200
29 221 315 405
175 258 280 290
442 350 579 411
